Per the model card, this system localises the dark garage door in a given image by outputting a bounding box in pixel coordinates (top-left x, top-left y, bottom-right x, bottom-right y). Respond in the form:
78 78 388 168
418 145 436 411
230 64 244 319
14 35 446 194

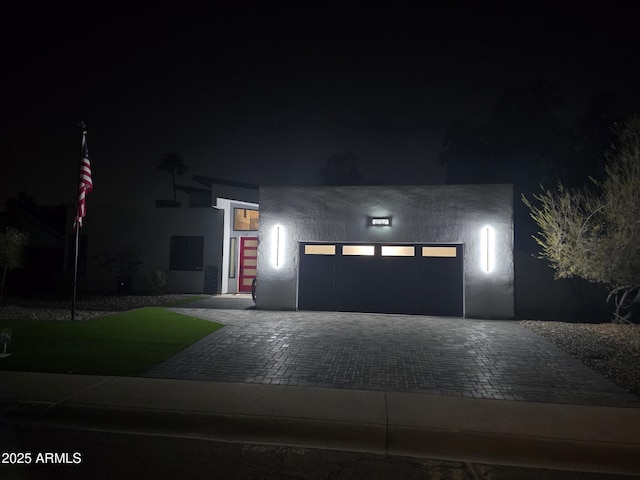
298 243 463 316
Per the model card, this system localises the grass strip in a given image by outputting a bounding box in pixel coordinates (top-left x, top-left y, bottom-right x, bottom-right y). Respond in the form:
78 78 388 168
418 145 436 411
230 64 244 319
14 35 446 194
0 307 223 376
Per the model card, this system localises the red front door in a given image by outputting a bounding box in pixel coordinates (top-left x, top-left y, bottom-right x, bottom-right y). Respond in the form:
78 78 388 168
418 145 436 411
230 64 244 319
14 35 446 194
238 237 258 293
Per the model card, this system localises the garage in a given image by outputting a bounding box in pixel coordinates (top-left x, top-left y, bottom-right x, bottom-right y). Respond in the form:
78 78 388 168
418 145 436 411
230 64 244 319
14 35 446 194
298 243 463 316
257 185 514 319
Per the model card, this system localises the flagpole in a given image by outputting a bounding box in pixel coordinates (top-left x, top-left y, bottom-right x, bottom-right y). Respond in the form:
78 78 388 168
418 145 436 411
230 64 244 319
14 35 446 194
71 122 87 321
72 217 80 321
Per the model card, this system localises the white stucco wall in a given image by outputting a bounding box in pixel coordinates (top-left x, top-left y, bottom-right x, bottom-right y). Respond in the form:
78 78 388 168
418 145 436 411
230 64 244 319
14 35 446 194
216 198 259 294
256 185 514 318
71 206 223 294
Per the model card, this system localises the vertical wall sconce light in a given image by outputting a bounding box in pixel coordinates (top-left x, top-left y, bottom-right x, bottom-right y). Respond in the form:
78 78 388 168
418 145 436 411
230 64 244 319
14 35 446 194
480 225 495 273
272 225 284 268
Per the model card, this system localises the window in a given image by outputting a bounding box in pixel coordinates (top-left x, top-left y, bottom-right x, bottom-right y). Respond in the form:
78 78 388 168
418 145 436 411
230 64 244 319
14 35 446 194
233 208 259 231
229 237 237 278
304 244 336 255
343 245 375 256
381 246 415 256
170 236 204 271
422 246 457 257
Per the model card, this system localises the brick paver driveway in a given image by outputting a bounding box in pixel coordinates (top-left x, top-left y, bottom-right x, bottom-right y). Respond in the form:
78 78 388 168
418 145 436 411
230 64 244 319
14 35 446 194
146 300 640 408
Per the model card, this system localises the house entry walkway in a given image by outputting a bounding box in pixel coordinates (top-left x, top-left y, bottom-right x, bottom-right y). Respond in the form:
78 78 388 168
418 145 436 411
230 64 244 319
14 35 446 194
148 298 640 408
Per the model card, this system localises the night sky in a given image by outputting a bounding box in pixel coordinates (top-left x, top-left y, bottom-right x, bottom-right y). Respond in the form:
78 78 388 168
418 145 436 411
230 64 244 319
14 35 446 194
2 1 640 209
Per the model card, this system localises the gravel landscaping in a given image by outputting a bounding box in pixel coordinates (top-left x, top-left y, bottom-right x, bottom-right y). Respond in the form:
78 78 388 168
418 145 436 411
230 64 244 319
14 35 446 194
521 320 640 397
0 294 204 322
1 295 638 398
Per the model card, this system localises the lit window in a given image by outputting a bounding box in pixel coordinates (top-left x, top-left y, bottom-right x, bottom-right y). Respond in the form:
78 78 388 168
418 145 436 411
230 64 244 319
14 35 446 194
381 246 415 256
229 237 237 278
304 245 336 255
233 208 259 231
422 246 457 257
343 245 375 256
243 238 258 248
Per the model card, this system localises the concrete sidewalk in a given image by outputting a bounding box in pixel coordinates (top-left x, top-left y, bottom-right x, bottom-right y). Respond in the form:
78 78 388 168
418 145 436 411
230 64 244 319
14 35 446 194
1 371 638 475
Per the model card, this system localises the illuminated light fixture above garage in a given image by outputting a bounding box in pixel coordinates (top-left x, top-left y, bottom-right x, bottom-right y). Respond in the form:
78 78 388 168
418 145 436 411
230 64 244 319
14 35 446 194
272 225 285 268
369 216 392 227
480 225 495 273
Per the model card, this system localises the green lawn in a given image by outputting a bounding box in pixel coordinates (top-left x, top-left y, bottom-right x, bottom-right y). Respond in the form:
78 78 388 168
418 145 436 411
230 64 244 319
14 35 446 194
0 307 223 376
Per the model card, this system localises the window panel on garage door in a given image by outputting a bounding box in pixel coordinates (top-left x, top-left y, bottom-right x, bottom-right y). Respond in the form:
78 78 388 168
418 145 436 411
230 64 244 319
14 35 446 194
378 252 421 314
298 242 463 316
418 245 463 316
340 246 380 312
298 244 338 311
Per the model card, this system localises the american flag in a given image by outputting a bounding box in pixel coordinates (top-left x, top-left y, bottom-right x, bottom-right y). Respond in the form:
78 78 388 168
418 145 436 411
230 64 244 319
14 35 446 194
75 130 93 228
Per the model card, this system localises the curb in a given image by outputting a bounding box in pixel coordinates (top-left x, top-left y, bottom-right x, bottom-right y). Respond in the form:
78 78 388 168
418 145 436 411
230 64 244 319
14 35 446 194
1 372 639 475
2 400 639 475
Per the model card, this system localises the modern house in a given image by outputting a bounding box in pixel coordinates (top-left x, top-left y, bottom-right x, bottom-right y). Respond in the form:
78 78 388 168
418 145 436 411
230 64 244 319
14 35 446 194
256 184 514 319
64 178 611 320
67 176 259 295
59 177 610 320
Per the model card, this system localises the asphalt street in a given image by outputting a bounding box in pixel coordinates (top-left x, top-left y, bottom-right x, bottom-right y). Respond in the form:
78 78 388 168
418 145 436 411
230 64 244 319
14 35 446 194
1 422 637 480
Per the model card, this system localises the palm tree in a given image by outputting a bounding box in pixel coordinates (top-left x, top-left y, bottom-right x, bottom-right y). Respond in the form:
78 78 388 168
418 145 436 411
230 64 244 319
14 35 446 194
5 191 38 214
157 153 188 202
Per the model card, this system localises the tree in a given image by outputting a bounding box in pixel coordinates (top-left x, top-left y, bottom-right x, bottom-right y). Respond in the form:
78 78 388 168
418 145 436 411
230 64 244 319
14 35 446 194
157 153 188 201
5 191 38 215
95 246 144 294
316 152 363 186
523 117 640 323
0 227 30 301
